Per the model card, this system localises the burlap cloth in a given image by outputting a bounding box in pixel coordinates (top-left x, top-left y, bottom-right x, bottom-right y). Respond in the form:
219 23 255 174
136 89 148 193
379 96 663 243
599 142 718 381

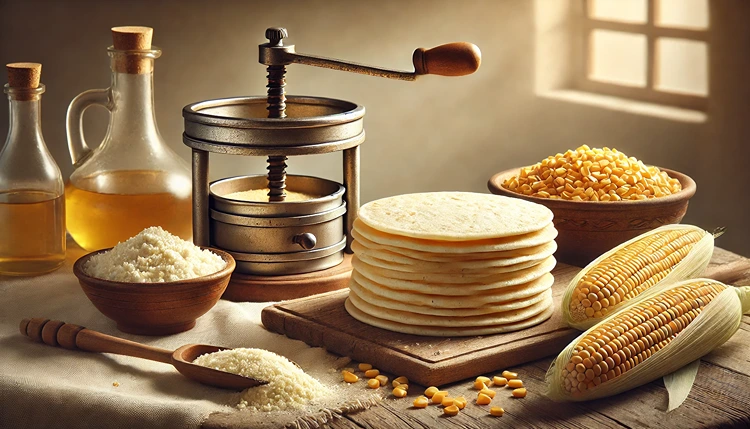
0 240 376 429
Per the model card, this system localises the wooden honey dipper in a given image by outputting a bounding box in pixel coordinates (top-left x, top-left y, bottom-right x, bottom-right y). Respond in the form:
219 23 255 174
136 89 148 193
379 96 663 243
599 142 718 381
20 318 268 390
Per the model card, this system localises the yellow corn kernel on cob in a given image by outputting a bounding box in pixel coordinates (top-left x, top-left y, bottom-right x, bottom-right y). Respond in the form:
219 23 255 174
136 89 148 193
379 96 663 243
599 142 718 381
548 279 750 401
563 225 714 330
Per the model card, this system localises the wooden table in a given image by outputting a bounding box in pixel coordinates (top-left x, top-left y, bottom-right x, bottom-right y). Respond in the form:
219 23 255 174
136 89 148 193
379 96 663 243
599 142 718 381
203 248 750 429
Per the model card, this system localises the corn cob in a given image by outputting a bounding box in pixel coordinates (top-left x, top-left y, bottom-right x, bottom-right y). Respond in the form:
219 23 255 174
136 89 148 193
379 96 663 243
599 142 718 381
547 279 750 401
563 225 714 330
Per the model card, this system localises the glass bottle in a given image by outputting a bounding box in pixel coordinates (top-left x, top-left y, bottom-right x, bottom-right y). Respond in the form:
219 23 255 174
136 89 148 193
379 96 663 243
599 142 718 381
65 26 192 251
0 63 66 275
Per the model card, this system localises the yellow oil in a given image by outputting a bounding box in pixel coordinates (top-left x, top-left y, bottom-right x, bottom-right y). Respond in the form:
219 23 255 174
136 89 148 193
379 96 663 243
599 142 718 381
65 170 192 251
0 191 66 276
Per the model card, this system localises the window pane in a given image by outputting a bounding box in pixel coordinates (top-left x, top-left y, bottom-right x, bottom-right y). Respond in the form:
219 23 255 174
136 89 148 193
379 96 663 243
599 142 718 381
657 0 709 29
655 38 708 95
589 0 647 24
589 30 647 87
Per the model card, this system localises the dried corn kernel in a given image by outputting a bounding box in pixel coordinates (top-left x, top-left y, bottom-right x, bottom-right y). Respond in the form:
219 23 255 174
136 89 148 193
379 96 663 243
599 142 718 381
441 396 454 407
512 387 527 398
454 396 467 409
394 376 409 385
424 386 439 398
501 371 518 380
393 387 408 398
443 405 460 416
473 379 487 390
507 379 523 389
342 370 358 383
367 378 380 389
376 375 389 387
358 363 372 371
364 369 380 378
480 388 496 398
432 390 449 404
492 376 507 386
490 406 505 416
397 384 409 391
476 376 491 385
502 146 682 201
476 393 492 405
413 396 429 408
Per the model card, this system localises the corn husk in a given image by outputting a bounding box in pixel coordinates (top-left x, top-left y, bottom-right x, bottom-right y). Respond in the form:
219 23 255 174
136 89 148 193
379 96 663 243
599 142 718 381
663 358 700 412
547 279 750 402
562 224 714 330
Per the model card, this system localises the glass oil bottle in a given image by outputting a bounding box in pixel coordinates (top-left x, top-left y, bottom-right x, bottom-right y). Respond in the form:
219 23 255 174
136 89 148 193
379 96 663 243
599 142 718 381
0 63 66 275
65 26 192 251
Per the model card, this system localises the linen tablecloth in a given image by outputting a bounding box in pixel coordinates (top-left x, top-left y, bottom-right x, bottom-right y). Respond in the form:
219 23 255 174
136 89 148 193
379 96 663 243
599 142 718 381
0 240 364 429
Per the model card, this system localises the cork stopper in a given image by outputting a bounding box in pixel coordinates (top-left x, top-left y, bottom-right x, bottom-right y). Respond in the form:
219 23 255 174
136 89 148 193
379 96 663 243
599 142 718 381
7 63 41 88
111 26 154 74
6 63 42 101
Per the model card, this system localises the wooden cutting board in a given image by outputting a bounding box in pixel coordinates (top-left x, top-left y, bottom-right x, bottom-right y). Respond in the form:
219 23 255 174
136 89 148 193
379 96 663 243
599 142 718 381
261 257 749 387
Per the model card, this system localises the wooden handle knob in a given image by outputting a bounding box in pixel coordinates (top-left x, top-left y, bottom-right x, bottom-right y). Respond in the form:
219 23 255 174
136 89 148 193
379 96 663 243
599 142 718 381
20 318 85 350
412 42 481 76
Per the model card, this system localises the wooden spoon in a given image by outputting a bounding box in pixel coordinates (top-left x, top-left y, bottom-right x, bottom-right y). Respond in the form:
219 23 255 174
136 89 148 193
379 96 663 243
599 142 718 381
20 318 268 390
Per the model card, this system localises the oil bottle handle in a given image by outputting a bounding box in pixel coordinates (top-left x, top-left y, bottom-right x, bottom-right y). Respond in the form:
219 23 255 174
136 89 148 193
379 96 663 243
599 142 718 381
66 88 112 166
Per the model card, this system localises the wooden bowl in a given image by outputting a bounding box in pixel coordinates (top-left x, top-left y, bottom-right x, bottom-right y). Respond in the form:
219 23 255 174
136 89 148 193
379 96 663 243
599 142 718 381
488 168 696 267
73 248 236 336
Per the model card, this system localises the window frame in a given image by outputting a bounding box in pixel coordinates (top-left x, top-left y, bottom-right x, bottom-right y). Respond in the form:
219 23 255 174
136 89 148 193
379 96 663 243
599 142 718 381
574 0 709 111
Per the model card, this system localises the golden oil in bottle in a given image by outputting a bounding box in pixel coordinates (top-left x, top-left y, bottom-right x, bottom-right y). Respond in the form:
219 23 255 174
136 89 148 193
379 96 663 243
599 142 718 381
65 170 192 251
0 191 66 276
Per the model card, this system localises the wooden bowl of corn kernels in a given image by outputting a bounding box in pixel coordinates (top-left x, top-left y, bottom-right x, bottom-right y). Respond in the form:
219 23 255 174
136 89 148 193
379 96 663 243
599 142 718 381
488 166 696 267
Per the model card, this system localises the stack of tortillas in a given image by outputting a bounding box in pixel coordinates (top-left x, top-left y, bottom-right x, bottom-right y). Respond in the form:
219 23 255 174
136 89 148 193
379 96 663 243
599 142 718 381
345 192 558 336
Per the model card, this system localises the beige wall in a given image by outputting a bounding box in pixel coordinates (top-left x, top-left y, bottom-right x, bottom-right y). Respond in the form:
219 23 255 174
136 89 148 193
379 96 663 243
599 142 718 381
1 0 747 256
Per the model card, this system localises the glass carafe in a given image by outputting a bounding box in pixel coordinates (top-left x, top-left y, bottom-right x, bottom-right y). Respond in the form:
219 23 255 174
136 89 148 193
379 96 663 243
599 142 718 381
0 63 66 275
65 27 192 251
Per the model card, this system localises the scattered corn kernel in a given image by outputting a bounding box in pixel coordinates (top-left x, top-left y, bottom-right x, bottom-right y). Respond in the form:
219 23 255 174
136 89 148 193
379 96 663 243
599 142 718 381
441 396 454 407
358 363 372 371
443 405 460 416
473 379 487 390
476 376 491 385
454 396 467 410
502 370 518 380
398 384 409 391
367 378 380 389
476 393 492 405
493 376 507 387
112 381 120 387
393 387 408 398
507 379 524 388
490 406 505 417
364 369 380 378
480 388 496 398
512 387 527 398
425 386 439 398
376 375 389 387
432 390 449 404
413 396 429 408
342 370 359 383
394 376 409 385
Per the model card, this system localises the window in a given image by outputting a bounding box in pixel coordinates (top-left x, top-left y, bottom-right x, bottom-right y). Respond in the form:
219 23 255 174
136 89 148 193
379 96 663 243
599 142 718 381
576 0 709 110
